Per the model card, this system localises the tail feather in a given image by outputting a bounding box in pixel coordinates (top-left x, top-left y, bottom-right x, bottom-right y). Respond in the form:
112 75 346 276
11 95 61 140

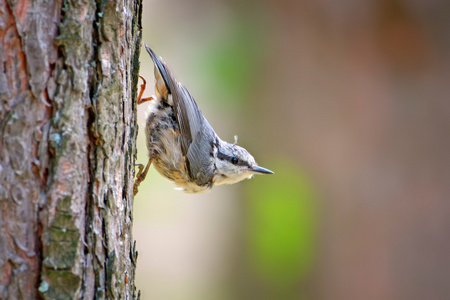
144 44 172 95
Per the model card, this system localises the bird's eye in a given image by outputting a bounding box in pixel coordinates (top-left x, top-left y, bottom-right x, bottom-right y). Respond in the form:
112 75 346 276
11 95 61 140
231 156 238 165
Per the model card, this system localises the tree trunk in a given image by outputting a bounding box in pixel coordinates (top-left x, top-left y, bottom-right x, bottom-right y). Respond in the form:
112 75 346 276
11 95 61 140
0 0 142 298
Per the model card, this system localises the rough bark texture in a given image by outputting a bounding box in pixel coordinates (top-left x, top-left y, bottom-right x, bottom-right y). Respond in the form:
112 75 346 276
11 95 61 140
0 0 142 298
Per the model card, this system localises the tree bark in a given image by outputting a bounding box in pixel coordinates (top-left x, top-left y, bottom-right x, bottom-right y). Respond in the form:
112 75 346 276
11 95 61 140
0 0 142 298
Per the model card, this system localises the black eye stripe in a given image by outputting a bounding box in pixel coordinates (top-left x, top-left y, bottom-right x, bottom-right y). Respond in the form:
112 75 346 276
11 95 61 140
217 151 249 167
217 151 232 161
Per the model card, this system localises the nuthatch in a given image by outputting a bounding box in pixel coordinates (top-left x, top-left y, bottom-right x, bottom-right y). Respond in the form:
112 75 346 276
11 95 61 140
133 45 273 195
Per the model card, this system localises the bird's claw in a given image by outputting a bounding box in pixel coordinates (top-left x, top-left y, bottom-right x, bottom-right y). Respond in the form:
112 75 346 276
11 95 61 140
137 75 155 105
133 160 152 196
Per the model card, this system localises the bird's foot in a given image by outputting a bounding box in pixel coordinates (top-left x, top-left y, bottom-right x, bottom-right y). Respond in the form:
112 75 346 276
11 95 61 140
137 75 155 104
133 159 152 196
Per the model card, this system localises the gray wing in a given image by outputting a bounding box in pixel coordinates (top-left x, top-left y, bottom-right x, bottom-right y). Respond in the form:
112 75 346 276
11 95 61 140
145 45 215 186
176 85 216 185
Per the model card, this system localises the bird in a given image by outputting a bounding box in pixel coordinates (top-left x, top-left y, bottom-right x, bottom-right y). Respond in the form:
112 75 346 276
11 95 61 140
133 44 273 195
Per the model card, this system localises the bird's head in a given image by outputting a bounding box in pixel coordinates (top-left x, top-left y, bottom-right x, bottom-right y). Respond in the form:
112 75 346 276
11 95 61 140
213 138 273 186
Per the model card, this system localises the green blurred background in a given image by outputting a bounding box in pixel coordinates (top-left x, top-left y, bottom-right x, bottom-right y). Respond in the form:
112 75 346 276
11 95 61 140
134 0 450 299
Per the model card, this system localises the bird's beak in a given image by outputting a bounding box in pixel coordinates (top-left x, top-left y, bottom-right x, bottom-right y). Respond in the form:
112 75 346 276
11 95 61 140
251 166 274 174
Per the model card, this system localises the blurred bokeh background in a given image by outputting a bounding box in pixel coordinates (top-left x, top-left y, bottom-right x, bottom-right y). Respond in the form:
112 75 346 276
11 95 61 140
134 0 450 299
